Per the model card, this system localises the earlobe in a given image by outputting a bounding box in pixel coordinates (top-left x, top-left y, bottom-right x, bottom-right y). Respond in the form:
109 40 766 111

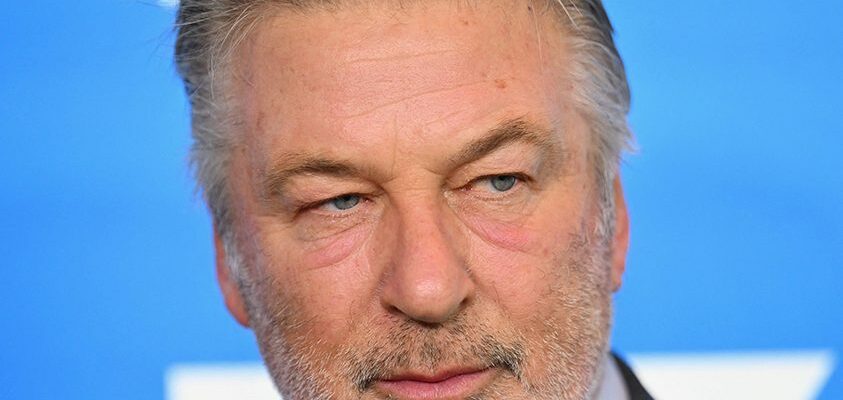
610 176 630 292
214 228 251 327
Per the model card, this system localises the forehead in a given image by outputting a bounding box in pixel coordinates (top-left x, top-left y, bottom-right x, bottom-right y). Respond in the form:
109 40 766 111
233 1 574 167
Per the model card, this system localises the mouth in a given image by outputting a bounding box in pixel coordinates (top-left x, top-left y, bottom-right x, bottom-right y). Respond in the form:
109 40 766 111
373 367 497 399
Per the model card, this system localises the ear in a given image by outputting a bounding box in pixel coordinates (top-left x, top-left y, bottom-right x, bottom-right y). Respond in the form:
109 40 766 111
214 228 251 327
610 175 630 292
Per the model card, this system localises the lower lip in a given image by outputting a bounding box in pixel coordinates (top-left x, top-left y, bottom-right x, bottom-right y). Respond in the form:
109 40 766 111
375 369 495 399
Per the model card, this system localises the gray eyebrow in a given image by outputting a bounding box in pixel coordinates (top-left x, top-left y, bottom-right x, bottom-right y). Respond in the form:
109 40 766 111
261 156 367 199
261 116 565 198
447 116 565 170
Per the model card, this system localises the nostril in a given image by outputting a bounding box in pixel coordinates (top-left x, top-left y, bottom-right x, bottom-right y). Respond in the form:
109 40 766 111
414 320 443 330
458 296 471 311
385 304 405 318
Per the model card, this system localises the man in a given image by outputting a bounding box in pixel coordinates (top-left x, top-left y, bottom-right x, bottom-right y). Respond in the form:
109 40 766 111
175 0 652 399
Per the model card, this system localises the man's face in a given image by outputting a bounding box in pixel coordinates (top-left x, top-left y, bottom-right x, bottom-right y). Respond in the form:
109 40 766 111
219 2 628 399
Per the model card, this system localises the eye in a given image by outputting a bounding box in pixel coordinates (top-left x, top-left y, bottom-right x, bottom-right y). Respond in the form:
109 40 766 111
452 172 535 219
488 175 518 192
458 173 530 197
324 194 361 211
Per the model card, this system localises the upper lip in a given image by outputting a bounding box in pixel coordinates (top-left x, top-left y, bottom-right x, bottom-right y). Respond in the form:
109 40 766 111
381 367 488 383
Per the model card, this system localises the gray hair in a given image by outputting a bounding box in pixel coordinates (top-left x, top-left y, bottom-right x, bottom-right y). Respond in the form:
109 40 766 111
174 0 632 270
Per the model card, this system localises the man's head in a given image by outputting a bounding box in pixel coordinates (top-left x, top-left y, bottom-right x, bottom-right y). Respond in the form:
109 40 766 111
176 1 632 399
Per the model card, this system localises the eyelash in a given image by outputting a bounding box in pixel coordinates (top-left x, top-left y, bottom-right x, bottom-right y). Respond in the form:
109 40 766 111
293 193 368 216
464 172 533 192
292 172 533 216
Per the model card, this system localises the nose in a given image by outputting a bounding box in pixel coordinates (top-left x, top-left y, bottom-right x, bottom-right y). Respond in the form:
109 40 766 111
379 202 474 324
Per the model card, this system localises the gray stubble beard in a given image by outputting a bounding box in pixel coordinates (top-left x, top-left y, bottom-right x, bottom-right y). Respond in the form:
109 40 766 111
238 227 614 400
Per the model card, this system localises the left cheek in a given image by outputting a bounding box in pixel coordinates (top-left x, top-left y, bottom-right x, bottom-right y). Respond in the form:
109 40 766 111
459 199 579 257
464 216 539 253
463 207 586 305
464 220 542 281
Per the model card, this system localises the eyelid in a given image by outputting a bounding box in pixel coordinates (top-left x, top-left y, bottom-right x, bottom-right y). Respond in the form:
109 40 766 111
465 172 534 189
292 192 377 220
307 193 360 210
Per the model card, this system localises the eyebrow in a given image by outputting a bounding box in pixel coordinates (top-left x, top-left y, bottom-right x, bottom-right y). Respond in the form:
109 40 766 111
261 156 369 199
261 116 564 198
447 117 563 170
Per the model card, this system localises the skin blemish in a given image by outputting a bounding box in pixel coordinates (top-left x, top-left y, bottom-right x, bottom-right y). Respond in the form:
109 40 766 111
494 79 508 89
255 111 267 134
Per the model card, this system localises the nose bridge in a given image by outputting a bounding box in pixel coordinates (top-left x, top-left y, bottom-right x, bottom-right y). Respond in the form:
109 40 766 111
380 195 474 324
399 197 459 269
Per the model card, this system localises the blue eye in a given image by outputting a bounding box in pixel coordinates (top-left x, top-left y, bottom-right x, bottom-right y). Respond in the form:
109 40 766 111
328 194 360 210
489 175 518 192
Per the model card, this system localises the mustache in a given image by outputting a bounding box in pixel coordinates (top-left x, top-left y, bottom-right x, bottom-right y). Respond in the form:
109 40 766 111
346 319 526 392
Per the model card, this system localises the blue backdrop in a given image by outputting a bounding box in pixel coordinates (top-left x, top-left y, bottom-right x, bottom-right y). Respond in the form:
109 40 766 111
1 1 840 399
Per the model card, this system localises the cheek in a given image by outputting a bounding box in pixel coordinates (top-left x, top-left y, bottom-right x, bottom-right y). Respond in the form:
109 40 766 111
296 224 372 269
464 205 585 316
270 248 376 347
460 194 580 256
464 216 539 253
253 223 378 342
254 212 377 271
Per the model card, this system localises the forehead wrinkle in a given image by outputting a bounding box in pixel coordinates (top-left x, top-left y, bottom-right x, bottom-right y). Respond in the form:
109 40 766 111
335 78 490 119
342 48 462 66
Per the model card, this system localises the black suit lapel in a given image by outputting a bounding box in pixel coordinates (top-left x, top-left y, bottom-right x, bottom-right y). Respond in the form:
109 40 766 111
611 353 655 400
